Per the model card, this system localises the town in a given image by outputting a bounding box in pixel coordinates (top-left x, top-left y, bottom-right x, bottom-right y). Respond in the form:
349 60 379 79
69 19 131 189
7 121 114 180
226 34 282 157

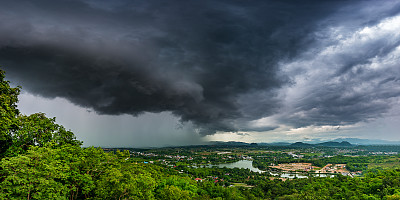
103 142 400 187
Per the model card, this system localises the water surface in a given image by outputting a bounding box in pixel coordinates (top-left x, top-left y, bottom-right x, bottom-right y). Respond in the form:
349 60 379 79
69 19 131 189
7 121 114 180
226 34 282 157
207 160 265 173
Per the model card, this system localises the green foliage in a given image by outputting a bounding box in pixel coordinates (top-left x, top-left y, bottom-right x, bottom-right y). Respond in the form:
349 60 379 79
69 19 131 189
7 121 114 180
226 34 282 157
0 68 81 157
0 69 20 156
1 144 240 200
1 145 155 199
5 113 82 156
0 146 70 199
157 185 191 200
347 162 369 172
93 155 158 199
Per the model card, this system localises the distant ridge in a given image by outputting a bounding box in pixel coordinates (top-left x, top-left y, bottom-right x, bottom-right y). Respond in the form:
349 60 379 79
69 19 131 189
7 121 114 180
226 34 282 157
258 142 291 146
290 142 313 147
315 141 353 147
196 138 400 148
289 141 353 147
332 138 400 145
209 141 250 146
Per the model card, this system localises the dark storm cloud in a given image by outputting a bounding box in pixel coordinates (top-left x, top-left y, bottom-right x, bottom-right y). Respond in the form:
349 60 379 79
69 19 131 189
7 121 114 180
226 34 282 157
1 0 400 134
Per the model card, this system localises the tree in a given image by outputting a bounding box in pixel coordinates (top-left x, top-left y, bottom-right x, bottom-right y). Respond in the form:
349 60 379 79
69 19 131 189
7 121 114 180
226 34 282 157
0 145 70 199
0 69 20 157
94 151 158 200
6 113 82 156
1 144 129 200
0 68 81 157
157 185 191 200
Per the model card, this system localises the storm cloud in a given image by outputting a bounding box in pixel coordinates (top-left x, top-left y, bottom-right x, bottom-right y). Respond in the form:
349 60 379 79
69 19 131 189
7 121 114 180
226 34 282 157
1 0 400 136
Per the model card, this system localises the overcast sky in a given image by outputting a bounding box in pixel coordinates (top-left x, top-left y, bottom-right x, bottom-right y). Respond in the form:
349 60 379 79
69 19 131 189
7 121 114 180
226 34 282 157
1 0 400 147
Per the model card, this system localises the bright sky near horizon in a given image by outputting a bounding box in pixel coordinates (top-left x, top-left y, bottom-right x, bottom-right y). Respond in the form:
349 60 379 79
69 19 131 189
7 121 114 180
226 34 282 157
2 0 400 147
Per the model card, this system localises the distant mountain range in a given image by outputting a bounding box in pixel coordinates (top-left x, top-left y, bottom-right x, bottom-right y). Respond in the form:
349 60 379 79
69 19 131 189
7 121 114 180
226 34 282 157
206 138 400 147
208 141 354 147
294 138 400 145
289 142 314 147
317 141 353 147
290 141 353 147
331 138 400 145
258 142 291 146
209 141 252 146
